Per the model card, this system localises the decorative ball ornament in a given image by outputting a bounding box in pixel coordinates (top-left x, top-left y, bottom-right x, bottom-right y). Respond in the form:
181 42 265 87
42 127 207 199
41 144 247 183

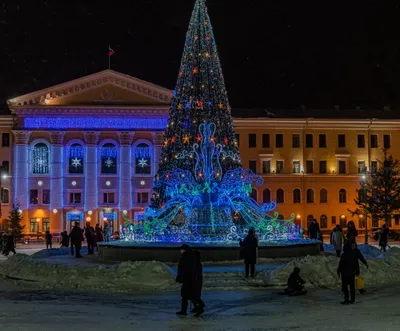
183 136 190 144
196 135 202 142
205 52 210 57
192 67 199 74
177 103 183 110
171 137 176 143
196 100 203 107
194 35 199 40
218 103 224 109
179 71 183 77
224 137 229 144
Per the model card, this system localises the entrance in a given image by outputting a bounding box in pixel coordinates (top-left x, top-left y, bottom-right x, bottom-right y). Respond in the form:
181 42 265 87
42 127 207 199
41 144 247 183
101 211 117 232
66 211 84 231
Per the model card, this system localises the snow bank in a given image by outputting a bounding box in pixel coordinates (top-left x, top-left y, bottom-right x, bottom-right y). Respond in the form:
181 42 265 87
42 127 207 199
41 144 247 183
260 246 400 289
0 254 178 293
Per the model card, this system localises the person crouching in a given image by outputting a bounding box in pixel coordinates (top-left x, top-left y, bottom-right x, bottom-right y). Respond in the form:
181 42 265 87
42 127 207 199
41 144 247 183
286 267 307 296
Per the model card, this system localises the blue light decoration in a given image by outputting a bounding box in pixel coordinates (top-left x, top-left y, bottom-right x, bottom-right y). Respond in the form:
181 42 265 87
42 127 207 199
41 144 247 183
135 144 152 159
24 117 168 130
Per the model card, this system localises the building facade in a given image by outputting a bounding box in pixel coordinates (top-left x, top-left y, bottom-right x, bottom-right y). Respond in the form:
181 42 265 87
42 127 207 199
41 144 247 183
3 70 400 236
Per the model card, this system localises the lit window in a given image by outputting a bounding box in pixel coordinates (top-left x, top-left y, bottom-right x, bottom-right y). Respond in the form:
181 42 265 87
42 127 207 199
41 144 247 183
135 143 151 174
32 142 49 174
68 143 84 174
101 143 117 174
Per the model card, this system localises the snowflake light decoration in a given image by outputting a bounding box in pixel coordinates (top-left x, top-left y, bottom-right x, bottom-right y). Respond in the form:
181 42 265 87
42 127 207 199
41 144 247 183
105 157 114 168
71 157 82 168
138 158 148 168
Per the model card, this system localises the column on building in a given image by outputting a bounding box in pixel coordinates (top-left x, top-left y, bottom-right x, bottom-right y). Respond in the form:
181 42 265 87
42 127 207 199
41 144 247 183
118 132 135 220
151 132 164 173
49 131 66 232
84 132 100 224
12 131 32 214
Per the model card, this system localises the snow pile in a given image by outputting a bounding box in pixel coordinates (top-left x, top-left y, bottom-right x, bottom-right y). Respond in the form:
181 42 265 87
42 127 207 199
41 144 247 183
0 254 177 293
260 246 400 289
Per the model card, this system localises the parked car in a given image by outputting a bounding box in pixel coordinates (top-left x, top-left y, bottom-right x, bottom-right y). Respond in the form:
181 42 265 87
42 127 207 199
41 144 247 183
370 228 400 241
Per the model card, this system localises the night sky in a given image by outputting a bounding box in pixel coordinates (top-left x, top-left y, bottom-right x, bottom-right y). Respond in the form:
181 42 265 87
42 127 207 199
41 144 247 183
1 1 400 111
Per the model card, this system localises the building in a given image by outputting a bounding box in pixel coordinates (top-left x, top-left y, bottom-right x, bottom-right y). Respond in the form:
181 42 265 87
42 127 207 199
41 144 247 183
3 70 400 235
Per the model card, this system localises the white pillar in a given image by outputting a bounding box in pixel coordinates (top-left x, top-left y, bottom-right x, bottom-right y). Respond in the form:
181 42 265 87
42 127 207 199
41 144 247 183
151 132 164 173
84 132 100 212
13 131 31 210
118 132 135 212
49 132 65 210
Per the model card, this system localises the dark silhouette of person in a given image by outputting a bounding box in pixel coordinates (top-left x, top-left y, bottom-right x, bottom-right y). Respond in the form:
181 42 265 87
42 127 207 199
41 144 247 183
60 231 69 248
239 228 259 278
308 219 320 239
286 267 306 295
45 231 52 249
85 222 96 255
69 224 83 258
346 221 358 243
379 224 390 252
191 249 205 316
337 241 360 304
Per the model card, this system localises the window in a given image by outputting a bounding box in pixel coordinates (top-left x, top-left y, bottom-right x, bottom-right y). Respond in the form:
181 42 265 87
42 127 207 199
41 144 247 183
293 189 301 203
276 189 284 203
2 161 9 174
1 188 9 203
338 160 346 174
275 134 283 148
306 160 313 174
248 134 256 148
320 189 328 203
357 134 365 148
263 189 271 203
339 189 346 203
371 160 378 173
2 133 9 147
250 189 257 201
32 142 49 174
358 161 366 174
320 215 328 228
306 189 314 203
384 134 391 148
338 134 346 148
262 134 270 148
137 192 149 204
42 189 50 205
30 218 39 232
371 134 378 148
319 160 327 174
305 134 313 148
292 160 300 174
331 216 337 225
262 160 271 174
319 134 326 148
101 143 117 174
292 134 300 148
235 134 240 147
135 143 152 174
249 160 257 173
30 189 38 205
68 143 84 174
276 160 284 173
42 218 50 232
103 192 115 204
69 192 82 204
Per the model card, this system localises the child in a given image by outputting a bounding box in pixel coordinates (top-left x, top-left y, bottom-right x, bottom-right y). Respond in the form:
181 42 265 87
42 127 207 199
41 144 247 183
45 231 52 249
286 267 307 296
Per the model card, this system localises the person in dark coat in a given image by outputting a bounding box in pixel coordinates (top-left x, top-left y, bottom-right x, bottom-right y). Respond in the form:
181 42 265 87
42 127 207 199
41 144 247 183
5 233 16 256
95 224 104 243
308 219 320 239
379 224 389 252
239 228 259 278
351 241 368 294
45 231 52 249
346 221 358 243
69 224 83 258
176 244 198 316
85 222 96 255
192 249 205 315
286 267 306 295
60 231 69 248
337 241 361 304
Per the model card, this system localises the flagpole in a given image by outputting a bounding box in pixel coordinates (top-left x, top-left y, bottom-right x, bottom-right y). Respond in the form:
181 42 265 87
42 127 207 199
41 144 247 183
108 44 111 70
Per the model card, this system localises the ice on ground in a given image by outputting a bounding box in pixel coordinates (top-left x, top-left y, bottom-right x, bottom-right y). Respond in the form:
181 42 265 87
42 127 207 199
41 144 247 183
0 254 177 293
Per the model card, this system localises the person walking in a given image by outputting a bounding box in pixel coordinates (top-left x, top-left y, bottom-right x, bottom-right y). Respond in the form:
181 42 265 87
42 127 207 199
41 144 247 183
332 225 345 257
85 222 96 255
379 224 389 252
308 219 320 240
45 231 52 249
69 224 83 258
176 244 198 316
346 221 358 243
239 228 258 278
337 241 359 304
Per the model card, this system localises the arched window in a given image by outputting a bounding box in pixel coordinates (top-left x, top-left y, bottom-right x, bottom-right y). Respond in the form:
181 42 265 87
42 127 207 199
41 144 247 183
320 189 328 203
263 189 271 203
135 143 152 174
307 214 314 229
250 189 258 201
358 188 366 203
68 143 84 174
320 214 328 228
276 189 284 203
1 188 9 203
101 143 117 174
32 142 49 174
306 188 314 203
339 189 347 203
293 189 301 203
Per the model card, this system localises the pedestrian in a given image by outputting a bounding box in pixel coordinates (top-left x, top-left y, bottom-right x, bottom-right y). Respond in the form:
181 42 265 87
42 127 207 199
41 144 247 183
317 229 324 252
85 222 96 255
346 221 358 243
45 231 52 249
379 224 389 252
239 228 258 278
60 231 69 248
69 224 83 258
104 222 111 242
176 244 199 316
192 249 205 316
95 223 104 243
308 219 320 240
351 241 368 294
0 231 4 254
5 232 16 256
285 267 307 296
332 225 345 257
